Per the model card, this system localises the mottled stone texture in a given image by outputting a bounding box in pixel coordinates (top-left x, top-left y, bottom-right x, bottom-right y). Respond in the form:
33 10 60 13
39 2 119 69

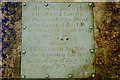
2 2 22 78
1 2 120 79
94 2 120 79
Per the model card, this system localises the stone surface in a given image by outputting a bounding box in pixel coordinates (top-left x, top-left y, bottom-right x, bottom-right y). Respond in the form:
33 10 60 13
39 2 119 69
21 2 95 78
1 0 119 2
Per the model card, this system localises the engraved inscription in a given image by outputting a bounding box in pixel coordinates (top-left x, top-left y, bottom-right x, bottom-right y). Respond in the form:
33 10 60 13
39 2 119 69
21 3 95 78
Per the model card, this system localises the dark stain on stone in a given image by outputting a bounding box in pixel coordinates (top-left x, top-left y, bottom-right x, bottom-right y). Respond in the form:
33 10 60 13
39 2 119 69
61 38 63 41
66 38 69 40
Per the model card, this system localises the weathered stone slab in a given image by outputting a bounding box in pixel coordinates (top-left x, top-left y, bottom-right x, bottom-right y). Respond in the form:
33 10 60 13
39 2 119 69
21 2 95 78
